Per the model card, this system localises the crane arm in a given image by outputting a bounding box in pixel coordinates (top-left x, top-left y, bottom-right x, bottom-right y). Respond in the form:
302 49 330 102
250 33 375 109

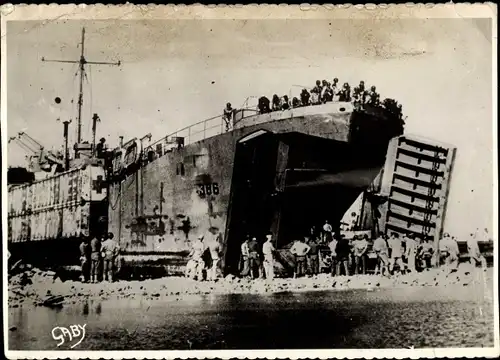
17 132 44 151
9 137 38 154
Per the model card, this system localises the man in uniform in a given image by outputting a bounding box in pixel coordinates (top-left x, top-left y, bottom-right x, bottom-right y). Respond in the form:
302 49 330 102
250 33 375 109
79 237 90 282
322 220 333 243
307 236 320 276
258 96 271 114
367 86 380 106
404 233 418 273
262 234 275 280
223 103 234 132
328 235 338 276
311 80 322 105
388 232 406 274
90 234 102 283
281 95 290 110
352 81 367 105
439 232 459 272
338 83 351 102
467 232 487 271
189 234 206 280
352 234 369 275
335 235 351 276
331 78 339 100
290 237 311 278
207 232 222 280
240 235 250 277
320 80 333 103
373 233 389 276
272 94 281 111
417 235 434 270
247 236 261 279
101 232 119 282
95 137 107 158
300 88 311 107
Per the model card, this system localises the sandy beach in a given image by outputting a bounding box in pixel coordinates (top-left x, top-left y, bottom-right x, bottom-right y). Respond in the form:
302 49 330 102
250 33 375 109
8 264 494 309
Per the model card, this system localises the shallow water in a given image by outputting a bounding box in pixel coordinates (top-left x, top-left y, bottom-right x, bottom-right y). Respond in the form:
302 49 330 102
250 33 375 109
8 286 495 350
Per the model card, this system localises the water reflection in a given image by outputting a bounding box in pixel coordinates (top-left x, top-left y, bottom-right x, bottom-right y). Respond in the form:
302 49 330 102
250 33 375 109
8 287 495 351
82 302 89 315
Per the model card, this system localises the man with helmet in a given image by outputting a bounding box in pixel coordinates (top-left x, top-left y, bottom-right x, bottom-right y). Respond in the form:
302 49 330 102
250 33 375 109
338 82 351 102
367 86 380 106
353 80 367 105
310 80 322 105
300 88 311 107
321 80 334 103
272 94 281 111
331 78 339 100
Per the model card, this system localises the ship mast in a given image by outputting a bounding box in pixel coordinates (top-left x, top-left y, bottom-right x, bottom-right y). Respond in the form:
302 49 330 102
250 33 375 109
41 27 121 157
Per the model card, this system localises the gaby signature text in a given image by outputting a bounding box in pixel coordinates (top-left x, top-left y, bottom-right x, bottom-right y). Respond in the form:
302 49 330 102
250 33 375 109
51 324 87 348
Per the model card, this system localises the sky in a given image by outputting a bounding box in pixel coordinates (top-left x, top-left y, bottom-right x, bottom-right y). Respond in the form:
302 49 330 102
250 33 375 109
5 19 494 238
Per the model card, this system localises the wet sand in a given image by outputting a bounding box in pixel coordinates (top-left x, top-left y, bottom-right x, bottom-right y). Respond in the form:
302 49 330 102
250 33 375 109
8 264 494 308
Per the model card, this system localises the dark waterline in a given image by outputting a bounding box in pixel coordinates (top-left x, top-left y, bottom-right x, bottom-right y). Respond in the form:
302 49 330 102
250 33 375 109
9 286 494 350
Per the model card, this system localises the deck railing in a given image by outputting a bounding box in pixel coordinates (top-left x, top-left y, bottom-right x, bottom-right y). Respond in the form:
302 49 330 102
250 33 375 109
145 107 260 153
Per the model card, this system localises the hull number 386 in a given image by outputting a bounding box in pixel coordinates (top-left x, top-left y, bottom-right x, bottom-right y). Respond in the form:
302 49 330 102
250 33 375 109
197 183 220 196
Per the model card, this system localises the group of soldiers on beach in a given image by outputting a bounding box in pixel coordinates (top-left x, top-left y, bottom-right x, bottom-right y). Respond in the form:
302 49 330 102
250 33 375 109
185 219 488 282
79 232 120 283
222 79 384 130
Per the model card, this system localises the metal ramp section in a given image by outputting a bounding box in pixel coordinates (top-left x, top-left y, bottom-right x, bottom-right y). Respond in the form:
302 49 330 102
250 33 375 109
379 135 456 242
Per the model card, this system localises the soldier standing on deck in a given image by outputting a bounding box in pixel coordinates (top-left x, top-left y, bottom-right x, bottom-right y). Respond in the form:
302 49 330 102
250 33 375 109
223 103 234 132
353 81 367 105
258 96 271 114
311 80 322 105
272 94 281 111
281 95 290 110
90 234 102 283
300 88 311 107
331 78 339 100
338 83 351 102
367 86 380 106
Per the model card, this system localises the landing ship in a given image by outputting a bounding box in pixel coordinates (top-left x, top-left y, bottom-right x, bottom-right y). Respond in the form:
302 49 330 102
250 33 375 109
107 100 405 275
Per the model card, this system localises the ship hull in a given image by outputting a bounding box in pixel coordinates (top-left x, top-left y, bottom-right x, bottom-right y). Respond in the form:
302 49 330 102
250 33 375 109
109 102 404 275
